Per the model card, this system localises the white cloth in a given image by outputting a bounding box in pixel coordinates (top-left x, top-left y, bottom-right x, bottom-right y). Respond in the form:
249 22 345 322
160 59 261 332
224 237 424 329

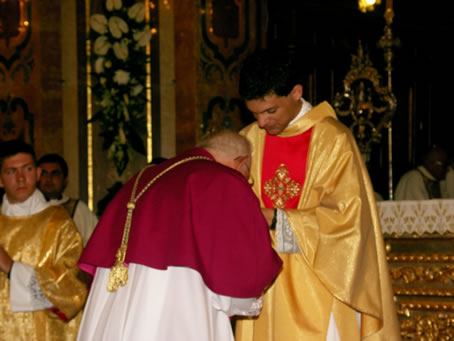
47 194 98 246
9 262 53 312
275 209 300 253
288 98 313 126
377 199 454 235
1 189 54 311
1 189 49 216
441 167 454 198
395 165 445 200
77 264 261 341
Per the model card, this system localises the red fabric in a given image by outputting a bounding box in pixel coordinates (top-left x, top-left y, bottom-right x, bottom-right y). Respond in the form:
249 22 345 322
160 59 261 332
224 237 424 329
79 148 282 298
48 308 68 322
261 129 312 209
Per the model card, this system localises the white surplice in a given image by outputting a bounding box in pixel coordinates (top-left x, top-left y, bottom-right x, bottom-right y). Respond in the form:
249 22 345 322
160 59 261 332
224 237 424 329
77 264 262 341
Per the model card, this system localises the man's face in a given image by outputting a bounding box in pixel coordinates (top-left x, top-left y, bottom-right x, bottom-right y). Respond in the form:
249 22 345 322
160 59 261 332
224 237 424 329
245 85 303 136
37 162 67 199
0 153 41 204
426 149 448 181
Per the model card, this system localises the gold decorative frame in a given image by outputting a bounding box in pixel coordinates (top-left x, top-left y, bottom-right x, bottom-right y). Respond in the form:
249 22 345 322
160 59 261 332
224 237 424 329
386 238 454 340
84 0 153 210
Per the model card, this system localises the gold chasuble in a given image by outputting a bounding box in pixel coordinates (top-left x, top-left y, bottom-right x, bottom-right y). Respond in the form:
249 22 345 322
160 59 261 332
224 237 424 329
236 102 400 340
0 206 87 341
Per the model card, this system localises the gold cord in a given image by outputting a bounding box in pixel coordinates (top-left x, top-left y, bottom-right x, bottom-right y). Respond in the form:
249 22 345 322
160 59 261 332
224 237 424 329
107 156 212 291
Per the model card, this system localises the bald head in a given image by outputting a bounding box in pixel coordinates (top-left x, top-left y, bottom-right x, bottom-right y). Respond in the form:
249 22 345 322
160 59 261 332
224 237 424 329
197 130 252 178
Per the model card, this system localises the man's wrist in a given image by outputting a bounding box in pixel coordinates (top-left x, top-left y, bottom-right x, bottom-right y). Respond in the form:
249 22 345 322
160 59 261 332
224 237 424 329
4 262 13 278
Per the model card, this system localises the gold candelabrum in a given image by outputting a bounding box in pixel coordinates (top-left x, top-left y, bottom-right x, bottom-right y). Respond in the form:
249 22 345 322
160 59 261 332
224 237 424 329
333 5 398 199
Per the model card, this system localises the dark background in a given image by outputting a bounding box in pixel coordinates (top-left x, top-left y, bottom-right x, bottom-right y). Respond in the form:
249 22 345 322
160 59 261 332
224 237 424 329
266 0 453 199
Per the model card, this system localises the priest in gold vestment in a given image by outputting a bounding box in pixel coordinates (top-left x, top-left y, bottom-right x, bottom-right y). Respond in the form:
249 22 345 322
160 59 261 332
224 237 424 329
235 51 401 340
0 140 87 341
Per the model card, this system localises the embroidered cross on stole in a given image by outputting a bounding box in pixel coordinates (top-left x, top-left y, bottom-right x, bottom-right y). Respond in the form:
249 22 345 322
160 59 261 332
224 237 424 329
261 129 312 209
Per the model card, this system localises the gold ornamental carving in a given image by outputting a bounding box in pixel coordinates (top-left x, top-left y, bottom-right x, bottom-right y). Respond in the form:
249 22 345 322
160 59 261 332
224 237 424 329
387 247 454 338
398 301 454 313
333 42 396 162
263 163 301 209
393 286 454 297
388 254 454 263
390 265 454 285
400 313 454 340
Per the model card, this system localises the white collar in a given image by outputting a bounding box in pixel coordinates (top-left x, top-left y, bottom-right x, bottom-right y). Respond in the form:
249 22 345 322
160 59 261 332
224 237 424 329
1 189 50 217
47 193 70 206
288 98 312 127
417 165 437 181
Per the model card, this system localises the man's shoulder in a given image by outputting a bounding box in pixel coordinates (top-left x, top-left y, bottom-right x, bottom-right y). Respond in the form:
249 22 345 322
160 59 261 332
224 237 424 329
12 206 76 233
43 206 82 242
400 168 424 182
42 205 74 222
313 111 349 134
240 121 260 137
61 197 80 217
72 198 97 218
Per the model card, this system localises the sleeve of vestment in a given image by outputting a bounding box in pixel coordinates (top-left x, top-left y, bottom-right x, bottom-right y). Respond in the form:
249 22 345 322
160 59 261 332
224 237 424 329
189 167 282 298
211 292 263 317
275 209 300 253
34 209 88 319
73 200 98 246
9 262 54 311
285 117 383 318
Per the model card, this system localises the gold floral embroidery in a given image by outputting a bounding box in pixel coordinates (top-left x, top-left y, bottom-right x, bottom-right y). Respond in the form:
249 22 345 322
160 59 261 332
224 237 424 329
263 163 301 208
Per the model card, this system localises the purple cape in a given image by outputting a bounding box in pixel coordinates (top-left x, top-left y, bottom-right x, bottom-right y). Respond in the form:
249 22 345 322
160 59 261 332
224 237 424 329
79 148 282 298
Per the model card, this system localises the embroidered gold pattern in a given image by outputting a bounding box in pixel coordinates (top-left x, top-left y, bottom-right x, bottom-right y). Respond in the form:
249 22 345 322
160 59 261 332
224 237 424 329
263 163 301 208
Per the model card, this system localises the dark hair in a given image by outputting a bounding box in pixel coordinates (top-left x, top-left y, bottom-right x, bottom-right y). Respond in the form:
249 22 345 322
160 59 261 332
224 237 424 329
37 153 69 178
239 49 304 100
0 140 36 169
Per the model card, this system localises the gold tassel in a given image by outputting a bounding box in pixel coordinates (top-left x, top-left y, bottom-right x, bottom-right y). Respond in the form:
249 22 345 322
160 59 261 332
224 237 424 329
107 246 128 291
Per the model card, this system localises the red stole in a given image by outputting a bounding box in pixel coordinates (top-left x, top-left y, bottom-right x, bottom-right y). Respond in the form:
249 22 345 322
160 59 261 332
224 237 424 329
261 129 312 209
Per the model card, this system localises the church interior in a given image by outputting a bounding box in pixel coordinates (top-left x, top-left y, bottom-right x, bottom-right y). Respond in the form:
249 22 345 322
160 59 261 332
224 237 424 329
2 0 454 338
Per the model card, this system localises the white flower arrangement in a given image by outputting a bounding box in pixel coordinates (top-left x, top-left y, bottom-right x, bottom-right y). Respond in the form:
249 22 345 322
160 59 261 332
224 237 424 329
89 0 151 175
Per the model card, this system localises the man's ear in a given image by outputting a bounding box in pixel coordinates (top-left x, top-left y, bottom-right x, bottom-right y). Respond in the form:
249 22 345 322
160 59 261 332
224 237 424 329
234 155 251 178
36 167 42 181
290 84 303 100
63 177 69 190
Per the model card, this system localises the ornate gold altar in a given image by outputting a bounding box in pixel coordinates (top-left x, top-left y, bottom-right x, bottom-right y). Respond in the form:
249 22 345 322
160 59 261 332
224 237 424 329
378 199 454 340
